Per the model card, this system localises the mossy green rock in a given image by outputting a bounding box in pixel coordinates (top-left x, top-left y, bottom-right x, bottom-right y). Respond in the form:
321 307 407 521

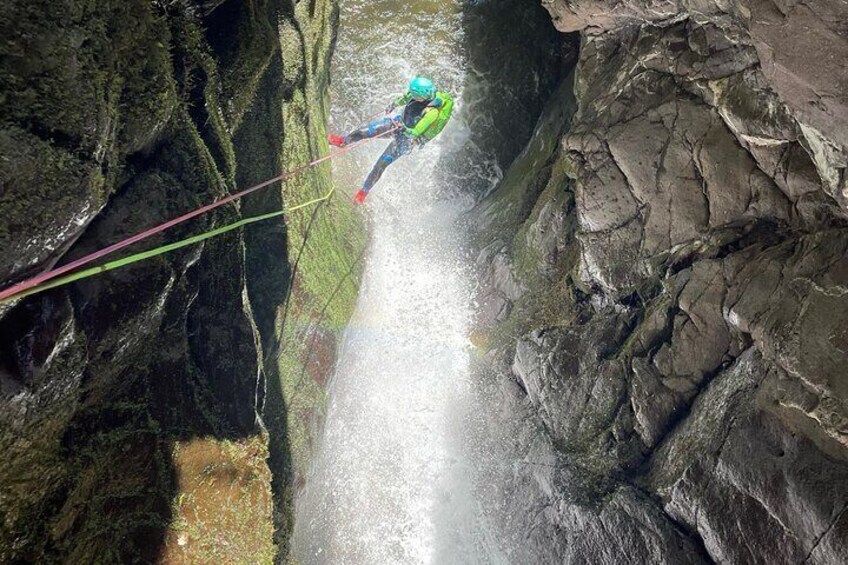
0 0 350 561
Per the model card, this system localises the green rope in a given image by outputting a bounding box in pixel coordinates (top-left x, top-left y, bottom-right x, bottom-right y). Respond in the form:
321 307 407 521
1 187 336 304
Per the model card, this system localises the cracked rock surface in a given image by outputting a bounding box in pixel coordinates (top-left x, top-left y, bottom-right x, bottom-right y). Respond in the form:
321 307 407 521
471 0 847 562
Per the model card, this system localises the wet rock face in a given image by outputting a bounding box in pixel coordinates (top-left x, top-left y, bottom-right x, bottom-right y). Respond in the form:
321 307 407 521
473 0 848 562
445 0 571 196
0 0 334 561
543 0 848 191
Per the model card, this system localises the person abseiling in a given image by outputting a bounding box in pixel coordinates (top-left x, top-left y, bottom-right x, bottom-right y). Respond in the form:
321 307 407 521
328 76 454 204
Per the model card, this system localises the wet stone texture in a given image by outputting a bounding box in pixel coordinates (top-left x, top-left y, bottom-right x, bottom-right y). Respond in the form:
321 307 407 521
472 0 848 562
0 0 337 562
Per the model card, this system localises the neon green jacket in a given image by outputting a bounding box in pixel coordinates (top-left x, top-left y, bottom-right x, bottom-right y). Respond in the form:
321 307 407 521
393 90 454 141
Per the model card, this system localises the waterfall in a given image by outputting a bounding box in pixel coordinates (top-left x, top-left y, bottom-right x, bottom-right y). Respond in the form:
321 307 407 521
290 0 512 563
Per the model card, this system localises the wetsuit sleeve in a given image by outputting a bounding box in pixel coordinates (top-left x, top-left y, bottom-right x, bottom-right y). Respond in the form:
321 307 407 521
407 107 440 137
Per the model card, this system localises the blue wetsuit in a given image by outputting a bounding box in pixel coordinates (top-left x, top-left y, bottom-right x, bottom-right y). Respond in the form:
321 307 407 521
345 99 433 193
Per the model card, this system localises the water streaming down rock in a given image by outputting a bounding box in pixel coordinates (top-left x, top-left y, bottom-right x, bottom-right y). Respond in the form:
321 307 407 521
291 0 511 562
299 0 848 559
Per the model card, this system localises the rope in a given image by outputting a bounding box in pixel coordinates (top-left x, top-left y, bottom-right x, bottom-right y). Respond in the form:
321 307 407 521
0 187 338 304
0 126 399 303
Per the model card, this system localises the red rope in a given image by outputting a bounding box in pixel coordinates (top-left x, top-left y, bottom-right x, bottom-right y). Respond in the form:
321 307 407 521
0 127 398 302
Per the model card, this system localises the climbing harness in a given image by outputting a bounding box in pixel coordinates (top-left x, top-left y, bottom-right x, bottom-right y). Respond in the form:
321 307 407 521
0 126 399 305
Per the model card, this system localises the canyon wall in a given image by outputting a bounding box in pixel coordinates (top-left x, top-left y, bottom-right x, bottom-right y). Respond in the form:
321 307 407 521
472 0 848 561
0 1 354 561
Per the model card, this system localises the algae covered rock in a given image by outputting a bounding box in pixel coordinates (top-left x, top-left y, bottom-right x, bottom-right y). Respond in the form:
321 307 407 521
0 0 346 561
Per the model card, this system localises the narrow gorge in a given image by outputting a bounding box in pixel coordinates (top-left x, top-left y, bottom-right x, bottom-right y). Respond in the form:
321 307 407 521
1 0 846 563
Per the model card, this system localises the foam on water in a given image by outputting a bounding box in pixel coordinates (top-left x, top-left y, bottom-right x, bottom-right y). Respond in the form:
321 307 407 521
291 1 513 563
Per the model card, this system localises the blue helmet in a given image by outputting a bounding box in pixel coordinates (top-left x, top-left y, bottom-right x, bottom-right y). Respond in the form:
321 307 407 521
409 76 436 101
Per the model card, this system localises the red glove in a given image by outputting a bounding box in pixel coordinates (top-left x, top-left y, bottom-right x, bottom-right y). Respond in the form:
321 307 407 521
327 133 347 147
353 190 368 205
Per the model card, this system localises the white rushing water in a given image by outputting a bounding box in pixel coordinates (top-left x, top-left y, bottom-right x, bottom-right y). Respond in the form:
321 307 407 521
291 1 511 563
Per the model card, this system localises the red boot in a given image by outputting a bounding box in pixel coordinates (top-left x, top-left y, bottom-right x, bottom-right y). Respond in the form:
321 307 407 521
328 133 347 147
353 190 368 205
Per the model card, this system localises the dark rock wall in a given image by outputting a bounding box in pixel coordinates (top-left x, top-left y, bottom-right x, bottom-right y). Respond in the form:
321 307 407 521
443 0 573 196
473 0 848 562
0 0 336 561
